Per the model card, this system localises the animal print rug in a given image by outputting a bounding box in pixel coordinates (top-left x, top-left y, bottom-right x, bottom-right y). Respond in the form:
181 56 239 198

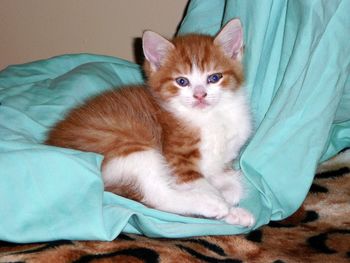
1 150 349 263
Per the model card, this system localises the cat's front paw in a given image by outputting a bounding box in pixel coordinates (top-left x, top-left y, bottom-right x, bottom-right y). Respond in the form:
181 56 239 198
209 169 243 206
194 192 230 219
221 186 241 207
224 207 255 227
176 178 230 219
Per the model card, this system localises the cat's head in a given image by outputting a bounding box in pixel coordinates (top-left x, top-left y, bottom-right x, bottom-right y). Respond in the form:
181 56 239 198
142 19 244 112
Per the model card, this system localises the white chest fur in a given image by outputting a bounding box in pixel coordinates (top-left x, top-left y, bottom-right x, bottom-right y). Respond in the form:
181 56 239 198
180 90 252 177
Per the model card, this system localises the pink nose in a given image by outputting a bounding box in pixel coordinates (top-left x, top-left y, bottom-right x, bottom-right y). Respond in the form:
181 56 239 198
193 91 207 100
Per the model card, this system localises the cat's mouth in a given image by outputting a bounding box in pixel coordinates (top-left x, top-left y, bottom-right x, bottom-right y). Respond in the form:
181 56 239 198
192 100 210 109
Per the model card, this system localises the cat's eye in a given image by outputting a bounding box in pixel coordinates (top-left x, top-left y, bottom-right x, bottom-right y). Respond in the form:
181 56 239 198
175 77 190 87
207 73 223 84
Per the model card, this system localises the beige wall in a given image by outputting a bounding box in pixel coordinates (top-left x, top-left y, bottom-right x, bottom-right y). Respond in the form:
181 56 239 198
0 0 188 70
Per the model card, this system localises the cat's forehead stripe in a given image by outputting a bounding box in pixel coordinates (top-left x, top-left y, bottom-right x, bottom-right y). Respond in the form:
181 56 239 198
172 35 213 71
171 35 227 74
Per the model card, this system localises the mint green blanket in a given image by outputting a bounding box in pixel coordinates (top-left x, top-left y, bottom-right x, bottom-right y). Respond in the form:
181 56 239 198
1 0 349 242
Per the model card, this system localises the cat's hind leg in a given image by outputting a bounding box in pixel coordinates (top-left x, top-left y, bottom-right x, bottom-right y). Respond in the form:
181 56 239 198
102 149 230 219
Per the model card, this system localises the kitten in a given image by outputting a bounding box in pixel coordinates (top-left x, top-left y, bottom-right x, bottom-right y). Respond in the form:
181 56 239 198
46 19 254 227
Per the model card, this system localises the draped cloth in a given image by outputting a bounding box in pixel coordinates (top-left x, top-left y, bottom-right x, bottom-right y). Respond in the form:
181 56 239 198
0 0 349 242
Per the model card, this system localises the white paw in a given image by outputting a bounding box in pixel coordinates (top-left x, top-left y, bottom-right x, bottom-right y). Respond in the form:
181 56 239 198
193 192 230 219
209 169 243 206
173 178 230 219
224 207 255 227
221 186 241 206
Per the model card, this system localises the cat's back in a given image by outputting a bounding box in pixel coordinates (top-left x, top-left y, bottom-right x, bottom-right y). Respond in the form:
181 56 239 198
46 86 163 158
89 85 161 123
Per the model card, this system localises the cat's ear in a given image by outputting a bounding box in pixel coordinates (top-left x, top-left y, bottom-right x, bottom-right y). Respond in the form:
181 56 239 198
214 19 243 61
142 31 175 71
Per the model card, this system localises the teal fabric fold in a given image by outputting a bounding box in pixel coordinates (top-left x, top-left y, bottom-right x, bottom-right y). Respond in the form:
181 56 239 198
180 0 350 219
1 0 349 242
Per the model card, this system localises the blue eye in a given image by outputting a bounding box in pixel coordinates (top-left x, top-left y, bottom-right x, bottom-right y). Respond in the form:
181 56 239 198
207 73 223 84
175 77 190 87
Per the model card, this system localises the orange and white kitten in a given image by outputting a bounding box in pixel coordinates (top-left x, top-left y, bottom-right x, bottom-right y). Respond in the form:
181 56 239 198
46 19 254 226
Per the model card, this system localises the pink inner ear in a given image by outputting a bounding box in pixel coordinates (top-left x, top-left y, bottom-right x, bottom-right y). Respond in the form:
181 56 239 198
227 29 243 59
143 31 174 70
214 19 243 59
